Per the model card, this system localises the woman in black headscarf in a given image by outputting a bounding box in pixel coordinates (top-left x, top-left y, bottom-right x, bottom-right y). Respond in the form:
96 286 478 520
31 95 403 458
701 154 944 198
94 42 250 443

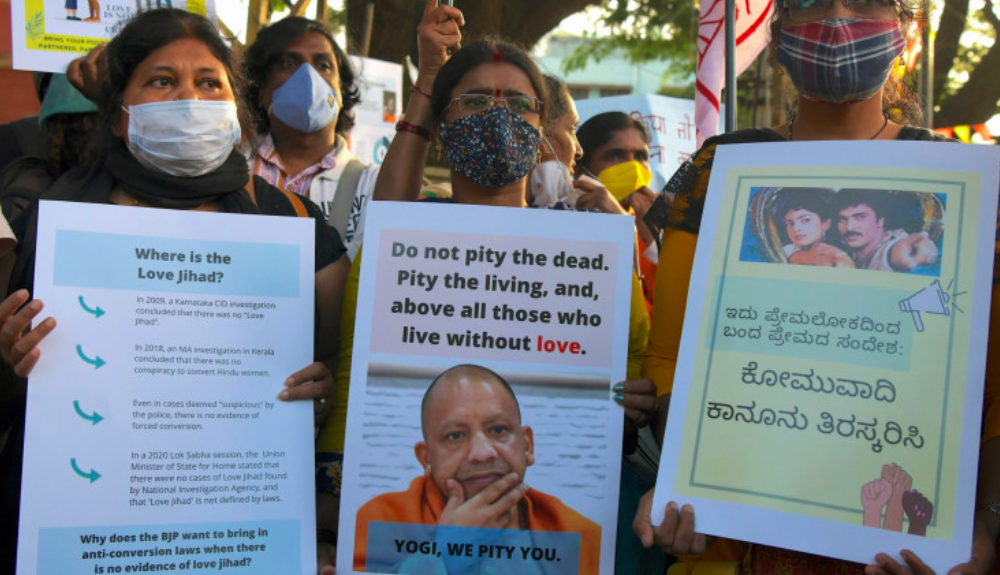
0 10 348 571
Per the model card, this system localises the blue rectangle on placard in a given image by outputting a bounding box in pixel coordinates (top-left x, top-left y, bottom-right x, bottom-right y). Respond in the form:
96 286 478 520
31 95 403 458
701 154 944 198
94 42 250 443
364 522 581 575
53 230 300 297
37 520 300 574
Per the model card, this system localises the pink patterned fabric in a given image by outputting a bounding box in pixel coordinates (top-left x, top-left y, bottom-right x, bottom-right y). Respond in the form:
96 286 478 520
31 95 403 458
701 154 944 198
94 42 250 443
251 133 338 196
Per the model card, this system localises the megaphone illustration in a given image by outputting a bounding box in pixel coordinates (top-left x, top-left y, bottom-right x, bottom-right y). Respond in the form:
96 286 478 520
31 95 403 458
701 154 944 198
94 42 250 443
899 280 950 332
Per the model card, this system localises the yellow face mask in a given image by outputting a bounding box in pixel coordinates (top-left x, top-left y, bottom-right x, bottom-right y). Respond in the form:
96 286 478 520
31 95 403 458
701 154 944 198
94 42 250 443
597 161 653 201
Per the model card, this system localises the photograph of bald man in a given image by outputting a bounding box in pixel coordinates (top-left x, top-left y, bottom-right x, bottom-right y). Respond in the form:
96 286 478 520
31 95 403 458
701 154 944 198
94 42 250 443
353 364 601 574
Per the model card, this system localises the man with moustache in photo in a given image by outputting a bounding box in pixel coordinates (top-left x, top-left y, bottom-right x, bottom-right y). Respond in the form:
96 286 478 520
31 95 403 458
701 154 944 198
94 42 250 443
353 364 601 575
834 189 939 272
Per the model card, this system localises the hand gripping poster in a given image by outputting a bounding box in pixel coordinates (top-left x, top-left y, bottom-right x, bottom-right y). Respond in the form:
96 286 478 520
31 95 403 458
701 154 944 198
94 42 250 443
11 0 217 73
337 202 635 575
653 141 1000 571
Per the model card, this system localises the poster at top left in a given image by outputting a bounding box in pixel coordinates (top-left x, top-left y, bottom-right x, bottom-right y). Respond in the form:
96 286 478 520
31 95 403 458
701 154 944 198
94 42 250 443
11 0 217 73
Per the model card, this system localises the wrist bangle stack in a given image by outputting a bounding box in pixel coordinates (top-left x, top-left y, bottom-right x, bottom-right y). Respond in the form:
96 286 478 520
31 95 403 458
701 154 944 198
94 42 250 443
410 84 432 100
396 120 432 142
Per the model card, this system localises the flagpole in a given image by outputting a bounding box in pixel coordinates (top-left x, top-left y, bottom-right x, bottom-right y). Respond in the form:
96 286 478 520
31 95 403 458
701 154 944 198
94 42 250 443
724 0 737 132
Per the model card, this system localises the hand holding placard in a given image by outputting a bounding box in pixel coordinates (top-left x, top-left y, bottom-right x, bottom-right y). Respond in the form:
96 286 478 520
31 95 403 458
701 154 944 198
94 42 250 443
0 290 55 378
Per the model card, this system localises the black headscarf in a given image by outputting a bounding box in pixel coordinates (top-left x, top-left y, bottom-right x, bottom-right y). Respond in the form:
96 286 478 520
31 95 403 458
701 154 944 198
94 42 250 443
8 139 261 296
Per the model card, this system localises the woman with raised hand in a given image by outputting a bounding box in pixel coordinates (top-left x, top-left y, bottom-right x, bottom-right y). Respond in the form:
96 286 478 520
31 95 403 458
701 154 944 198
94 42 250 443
317 23 659 573
637 0 999 573
0 10 348 572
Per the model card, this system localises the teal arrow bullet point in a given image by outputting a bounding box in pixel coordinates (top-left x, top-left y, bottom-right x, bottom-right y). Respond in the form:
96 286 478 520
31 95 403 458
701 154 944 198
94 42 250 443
70 458 101 483
73 400 104 425
75 345 106 369
78 296 105 318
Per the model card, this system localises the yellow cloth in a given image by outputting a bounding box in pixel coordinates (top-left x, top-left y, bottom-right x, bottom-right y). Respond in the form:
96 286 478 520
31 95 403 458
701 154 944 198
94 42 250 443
667 560 740 575
983 286 1000 442
318 244 650 453
642 228 697 396
354 475 602 574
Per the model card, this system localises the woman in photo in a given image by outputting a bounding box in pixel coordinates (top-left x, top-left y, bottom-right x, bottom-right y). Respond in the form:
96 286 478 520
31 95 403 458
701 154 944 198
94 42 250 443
775 187 855 268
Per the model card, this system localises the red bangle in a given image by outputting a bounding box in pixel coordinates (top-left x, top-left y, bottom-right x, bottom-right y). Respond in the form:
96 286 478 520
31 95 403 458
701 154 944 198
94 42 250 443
410 84 432 100
395 120 432 142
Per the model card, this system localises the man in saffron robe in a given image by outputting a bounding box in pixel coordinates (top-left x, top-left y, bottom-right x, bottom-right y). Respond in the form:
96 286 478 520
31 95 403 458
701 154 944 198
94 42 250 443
353 364 602 575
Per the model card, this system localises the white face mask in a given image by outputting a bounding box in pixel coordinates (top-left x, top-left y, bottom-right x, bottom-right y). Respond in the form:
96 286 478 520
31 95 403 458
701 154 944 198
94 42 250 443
125 100 241 177
529 137 573 208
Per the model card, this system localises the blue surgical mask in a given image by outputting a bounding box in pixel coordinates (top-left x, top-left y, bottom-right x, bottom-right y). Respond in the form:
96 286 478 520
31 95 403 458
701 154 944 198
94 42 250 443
126 100 241 177
269 63 340 133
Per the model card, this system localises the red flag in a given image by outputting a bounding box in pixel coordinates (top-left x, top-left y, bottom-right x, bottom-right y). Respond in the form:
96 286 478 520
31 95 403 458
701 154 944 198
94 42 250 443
696 0 774 146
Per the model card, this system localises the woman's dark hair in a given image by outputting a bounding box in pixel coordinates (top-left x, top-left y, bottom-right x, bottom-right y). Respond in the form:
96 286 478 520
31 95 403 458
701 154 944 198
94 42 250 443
542 75 572 128
773 187 837 243
245 16 360 136
576 111 648 171
98 9 248 153
774 187 835 223
769 0 921 125
832 188 886 220
45 113 100 175
431 37 549 126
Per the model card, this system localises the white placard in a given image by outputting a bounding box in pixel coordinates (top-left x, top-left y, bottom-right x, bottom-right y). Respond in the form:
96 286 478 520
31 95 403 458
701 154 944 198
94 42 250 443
347 56 402 168
654 141 1000 572
337 202 635 575
17 200 316 575
11 0 217 73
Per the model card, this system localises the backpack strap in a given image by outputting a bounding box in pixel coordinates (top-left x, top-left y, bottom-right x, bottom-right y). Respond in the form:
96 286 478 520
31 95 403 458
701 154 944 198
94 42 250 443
245 175 308 217
281 189 309 217
328 159 365 238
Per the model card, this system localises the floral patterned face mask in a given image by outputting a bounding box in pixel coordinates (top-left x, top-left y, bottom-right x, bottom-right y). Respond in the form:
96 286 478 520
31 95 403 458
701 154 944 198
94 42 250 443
439 106 542 188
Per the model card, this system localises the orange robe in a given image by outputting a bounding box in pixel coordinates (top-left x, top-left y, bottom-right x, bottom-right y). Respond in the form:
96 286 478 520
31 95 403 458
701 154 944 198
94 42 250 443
354 476 602 575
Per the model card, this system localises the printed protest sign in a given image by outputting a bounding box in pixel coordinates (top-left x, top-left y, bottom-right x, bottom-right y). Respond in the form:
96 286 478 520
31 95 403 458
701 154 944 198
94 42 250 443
653 141 1000 571
337 202 634 575
11 0 217 73
347 56 402 168
18 201 316 575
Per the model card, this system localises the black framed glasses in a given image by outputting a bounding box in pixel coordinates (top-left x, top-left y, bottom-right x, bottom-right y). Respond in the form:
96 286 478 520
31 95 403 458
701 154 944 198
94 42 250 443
446 93 544 117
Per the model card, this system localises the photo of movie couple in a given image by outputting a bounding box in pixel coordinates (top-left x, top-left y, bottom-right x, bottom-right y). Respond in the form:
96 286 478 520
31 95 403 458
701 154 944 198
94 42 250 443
742 187 945 275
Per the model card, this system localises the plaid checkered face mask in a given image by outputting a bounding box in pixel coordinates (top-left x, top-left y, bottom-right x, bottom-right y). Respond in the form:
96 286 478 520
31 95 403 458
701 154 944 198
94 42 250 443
777 18 905 103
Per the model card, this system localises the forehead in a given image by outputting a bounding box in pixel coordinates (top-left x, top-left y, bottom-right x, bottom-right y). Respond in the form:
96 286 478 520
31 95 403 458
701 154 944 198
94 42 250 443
786 208 817 217
839 202 875 214
549 101 579 130
450 62 537 99
594 127 648 153
425 375 518 422
283 31 335 56
135 37 225 73
779 0 901 17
